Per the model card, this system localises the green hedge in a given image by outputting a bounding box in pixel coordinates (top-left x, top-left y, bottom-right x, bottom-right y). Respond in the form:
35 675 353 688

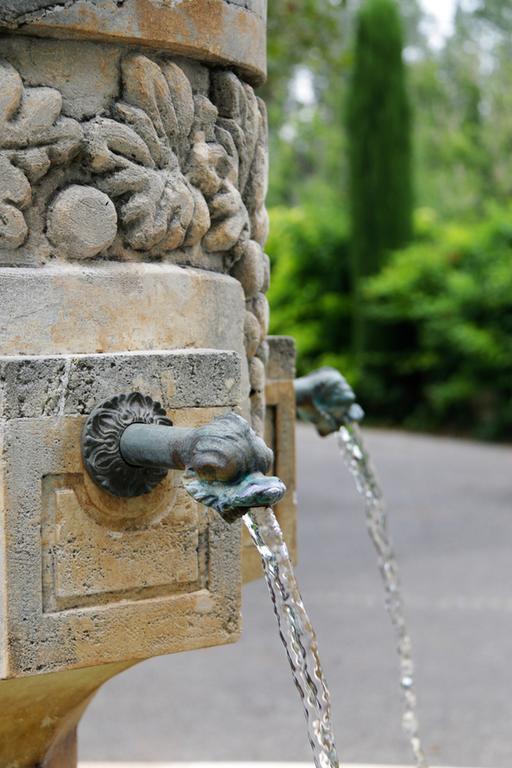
362 205 512 439
268 203 512 440
266 199 355 378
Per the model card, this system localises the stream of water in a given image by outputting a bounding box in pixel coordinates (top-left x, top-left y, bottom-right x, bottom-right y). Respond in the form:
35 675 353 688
337 421 427 768
243 506 340 768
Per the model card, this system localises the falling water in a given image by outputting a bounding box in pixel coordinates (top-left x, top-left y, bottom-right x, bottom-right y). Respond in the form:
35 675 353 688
243 506 340 768
337 421 427 768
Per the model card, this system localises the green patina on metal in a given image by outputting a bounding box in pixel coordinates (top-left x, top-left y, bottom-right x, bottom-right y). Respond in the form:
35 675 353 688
294 367 364 437
82 396 284 520
182 471 286 524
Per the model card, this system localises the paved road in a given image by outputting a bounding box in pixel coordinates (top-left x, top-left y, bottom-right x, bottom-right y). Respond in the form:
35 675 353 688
79 426 512 767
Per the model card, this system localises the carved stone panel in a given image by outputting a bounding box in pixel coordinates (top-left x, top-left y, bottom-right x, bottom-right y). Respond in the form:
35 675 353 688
41 476 198 612
0 350 242 678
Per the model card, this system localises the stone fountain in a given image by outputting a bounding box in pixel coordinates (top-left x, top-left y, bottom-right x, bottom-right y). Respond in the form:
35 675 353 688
0 2 297 765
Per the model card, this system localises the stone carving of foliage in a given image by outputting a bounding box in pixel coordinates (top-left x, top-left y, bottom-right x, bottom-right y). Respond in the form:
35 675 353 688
0 60 82 250
0 55 266 262
0 54 271 432
82 54 251 256
211 71 260 194
83 55 210 253
245 98 270 246
187 93 249 254
203 73 271 434
0 53 267 279
211 71 269 246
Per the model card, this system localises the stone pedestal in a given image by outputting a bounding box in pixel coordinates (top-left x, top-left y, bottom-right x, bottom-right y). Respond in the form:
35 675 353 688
0 2 296 764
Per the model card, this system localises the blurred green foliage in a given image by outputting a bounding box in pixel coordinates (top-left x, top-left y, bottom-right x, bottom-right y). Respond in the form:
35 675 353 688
347 0 412 274
265 0 512 440
363 205 512 439
268 201 512 439
266 195 354 377
347 0 413 362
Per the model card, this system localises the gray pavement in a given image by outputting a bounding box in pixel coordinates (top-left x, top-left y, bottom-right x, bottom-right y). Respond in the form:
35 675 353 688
79 425 512 767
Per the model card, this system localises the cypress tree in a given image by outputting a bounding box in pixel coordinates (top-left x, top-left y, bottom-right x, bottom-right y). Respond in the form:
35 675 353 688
347 0 413 362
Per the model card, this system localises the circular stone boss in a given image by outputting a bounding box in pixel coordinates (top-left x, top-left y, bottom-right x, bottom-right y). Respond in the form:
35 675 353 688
47 185 118 259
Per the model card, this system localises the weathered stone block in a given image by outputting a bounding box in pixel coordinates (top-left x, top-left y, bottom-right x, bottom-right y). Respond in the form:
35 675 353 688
0 349 242 679
242 336 297 582
265 335 297 381
0 0 267 84
0 264 245 353
0 349 241 418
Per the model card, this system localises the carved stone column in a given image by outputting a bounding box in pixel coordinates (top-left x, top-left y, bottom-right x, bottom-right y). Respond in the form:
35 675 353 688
0 2 295 765
0 0 270 432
